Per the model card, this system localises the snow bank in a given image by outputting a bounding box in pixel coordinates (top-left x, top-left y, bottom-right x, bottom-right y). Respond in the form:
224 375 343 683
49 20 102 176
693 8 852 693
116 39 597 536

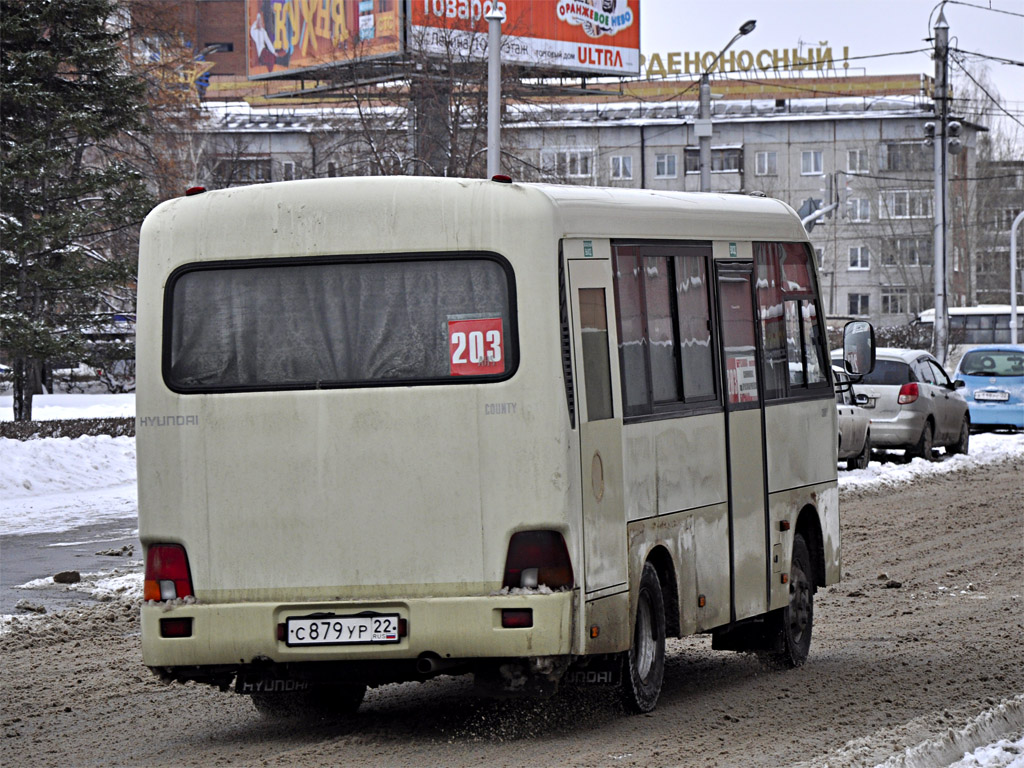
838 433 1024 490
0 435 137 536
0 393 135 421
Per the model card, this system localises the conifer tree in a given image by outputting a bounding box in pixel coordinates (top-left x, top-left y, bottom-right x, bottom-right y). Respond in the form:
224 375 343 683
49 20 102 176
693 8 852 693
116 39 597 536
1 0 152 419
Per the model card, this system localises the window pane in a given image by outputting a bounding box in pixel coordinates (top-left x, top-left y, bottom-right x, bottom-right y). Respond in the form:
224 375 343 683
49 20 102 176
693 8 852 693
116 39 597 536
579 289 613 421
719 274 759 405
801 300 827 385
644 256 680 402
755 243 787 399
613 247 649 412
675 253 715 400
168 257 512 390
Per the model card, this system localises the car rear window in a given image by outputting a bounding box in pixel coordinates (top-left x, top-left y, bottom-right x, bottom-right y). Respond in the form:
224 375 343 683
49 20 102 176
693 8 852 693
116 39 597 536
958 350 1024 378
857 359 913 386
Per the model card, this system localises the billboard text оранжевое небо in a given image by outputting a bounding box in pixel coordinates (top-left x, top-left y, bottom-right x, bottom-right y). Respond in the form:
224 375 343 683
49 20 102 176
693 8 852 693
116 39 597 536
247 0 640 80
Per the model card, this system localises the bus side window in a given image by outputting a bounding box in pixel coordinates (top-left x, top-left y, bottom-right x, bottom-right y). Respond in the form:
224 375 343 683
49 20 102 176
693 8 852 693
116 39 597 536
754 242 829 399
612 242 716 418
579 288 613 421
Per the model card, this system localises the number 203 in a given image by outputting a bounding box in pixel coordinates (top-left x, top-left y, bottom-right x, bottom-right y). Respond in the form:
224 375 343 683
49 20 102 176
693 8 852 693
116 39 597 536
451 330 502 365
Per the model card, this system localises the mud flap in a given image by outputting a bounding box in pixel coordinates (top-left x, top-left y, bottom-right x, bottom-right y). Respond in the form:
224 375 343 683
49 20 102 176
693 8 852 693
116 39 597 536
563 656 622 687
235 669 310 695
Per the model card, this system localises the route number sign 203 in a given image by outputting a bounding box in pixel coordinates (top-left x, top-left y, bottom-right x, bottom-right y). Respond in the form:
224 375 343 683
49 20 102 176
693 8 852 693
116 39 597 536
448 318 504 375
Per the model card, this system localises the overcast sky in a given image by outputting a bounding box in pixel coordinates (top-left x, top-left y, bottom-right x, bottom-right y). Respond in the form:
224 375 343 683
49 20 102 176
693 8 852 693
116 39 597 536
638 0 1024 145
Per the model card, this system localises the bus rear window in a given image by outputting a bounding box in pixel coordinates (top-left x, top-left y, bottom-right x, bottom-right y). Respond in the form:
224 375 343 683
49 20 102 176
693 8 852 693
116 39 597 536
165 255 516 392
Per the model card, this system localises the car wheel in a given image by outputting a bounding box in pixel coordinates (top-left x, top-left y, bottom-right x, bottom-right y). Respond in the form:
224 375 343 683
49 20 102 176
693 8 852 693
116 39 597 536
910 421 935 461
949 417 970 456
761 533 814 669
251 683 366 719
847 431 871 471
619 561 666 714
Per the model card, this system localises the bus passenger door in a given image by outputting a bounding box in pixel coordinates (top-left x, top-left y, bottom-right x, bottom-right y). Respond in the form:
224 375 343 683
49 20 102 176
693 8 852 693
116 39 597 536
715 263 770 622
567 253 628 597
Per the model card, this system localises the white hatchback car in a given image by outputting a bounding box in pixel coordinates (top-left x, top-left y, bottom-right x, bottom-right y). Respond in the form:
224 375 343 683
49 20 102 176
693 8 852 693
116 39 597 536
831 348 969 460
834 368 872 470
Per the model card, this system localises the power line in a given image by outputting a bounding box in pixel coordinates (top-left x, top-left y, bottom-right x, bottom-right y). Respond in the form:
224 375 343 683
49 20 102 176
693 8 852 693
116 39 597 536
943 0 1024 19
950 53 1024 128
950 47 1024 68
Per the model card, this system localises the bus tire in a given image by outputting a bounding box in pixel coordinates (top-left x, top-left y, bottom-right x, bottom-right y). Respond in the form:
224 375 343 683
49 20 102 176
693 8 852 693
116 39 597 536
250 683 366 719
763 533 813 669
619 562 666 714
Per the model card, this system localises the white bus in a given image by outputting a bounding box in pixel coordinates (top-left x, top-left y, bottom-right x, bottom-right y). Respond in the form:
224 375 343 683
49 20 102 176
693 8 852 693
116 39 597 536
916 305 1023 360
136 176 870 716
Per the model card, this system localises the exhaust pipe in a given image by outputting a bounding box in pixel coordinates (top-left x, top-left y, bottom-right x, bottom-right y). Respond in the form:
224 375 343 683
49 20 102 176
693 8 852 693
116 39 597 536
416 652 461 675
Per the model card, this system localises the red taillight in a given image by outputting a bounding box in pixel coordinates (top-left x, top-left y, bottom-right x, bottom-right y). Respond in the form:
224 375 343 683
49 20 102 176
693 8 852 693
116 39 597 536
159 618 193 638
144 544 194 601
501 609 533 628
898 382 919 404
502 530 574 590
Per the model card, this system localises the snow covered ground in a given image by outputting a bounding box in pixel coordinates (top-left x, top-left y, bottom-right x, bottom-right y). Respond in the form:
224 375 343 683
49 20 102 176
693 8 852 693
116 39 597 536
1 394 1022 766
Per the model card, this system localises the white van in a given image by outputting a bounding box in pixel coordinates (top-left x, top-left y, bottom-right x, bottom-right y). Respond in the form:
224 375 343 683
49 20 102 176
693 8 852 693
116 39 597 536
137 176 867 715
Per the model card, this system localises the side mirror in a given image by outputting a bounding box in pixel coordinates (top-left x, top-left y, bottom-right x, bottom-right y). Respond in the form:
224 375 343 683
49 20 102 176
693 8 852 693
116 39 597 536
842 320 876 377
953 379 965 390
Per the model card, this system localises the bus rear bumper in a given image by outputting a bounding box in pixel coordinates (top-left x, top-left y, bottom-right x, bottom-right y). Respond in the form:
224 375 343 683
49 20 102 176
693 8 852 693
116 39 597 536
141 591 576 673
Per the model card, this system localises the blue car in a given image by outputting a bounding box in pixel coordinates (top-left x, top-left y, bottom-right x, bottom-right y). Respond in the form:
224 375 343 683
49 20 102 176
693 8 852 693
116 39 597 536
953 344 1024 431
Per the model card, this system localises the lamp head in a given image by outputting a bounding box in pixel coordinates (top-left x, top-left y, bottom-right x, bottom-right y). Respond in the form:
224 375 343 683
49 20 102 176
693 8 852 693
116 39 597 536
739 20 757 36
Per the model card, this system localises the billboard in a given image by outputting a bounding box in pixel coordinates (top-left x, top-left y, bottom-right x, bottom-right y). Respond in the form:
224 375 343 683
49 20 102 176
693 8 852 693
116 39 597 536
247 0 640 80
409 0 640 76
247 0 403 80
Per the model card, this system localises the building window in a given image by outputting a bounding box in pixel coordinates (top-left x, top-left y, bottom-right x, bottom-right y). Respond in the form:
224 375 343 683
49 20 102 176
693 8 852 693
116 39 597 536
848 246 870 270
801 150 822 175
655 153 677 178
212 157 271 188
847 198 870 222
326 161 339 178
994 208 1019 230
879 142 933 172
282 161 296 181
848 293 870 316
879 190 933 219
883 237 930 266
541 149 593 179
683 147 743 174
881 287 909 315
610 155 633 179
755 151 777 176
847 149 869 174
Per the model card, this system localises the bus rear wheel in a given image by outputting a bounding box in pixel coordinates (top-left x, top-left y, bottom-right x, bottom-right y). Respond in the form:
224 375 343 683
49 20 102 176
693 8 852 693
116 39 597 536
619 562 666 713
762 533 813 669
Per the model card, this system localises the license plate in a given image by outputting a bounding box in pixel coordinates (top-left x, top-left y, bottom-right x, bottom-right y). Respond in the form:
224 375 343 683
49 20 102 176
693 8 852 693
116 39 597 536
285 613 400 646
974 391 1009 402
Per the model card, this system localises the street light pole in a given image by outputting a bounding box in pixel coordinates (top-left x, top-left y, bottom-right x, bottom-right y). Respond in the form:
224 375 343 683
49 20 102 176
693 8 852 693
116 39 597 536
698 20 756 192
932 9 950 364
485 9 505 178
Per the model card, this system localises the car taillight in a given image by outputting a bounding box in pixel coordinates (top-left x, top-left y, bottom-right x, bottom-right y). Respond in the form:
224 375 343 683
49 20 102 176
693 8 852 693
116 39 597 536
144 544 194 601
502 530 574 590
898 382 919 404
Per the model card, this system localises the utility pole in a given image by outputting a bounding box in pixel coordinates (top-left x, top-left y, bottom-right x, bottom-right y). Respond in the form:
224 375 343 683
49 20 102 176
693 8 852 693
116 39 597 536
485 9 504 178
932 8 950 365
698 20 756 192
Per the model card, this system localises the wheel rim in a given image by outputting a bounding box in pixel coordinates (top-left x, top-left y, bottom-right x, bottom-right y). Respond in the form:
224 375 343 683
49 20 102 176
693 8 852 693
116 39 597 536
788 561 812 644
634 592 656 681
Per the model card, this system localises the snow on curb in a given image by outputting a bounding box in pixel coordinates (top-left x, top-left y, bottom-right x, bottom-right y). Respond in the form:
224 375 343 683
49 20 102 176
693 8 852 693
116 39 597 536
874 695 1024 768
